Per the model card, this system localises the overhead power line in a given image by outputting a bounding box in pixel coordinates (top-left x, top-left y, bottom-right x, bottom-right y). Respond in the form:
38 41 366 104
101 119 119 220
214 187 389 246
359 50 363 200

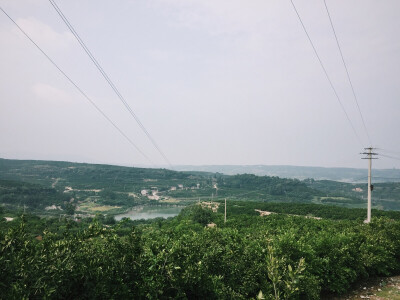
380 153 400 162
0 6 153 165
379 148 400 156
290 0 364 148
48 0 173 169
323 0 372 146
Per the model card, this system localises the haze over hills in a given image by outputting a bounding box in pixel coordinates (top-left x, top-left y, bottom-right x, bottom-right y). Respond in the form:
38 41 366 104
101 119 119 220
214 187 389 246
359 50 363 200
172 165 400 183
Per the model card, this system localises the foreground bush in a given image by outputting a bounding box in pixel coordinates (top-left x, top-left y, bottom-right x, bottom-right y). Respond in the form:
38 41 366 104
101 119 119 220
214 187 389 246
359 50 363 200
1 211 400 299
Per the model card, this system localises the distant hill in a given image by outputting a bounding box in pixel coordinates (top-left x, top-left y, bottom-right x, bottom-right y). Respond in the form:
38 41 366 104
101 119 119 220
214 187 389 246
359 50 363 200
0 158 321 214
173 165 400 183
1 158 399 213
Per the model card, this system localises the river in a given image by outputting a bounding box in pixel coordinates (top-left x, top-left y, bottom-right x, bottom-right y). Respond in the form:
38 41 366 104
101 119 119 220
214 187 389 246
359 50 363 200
115 205 184 221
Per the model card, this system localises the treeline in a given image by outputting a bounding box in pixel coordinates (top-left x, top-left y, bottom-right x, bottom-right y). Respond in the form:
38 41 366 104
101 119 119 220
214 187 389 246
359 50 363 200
218 201 400 221
0 158 210 191
305 179 358 196
1 203 400 299
217 174 321 201
0 180 71 210
306 179 400 210
373 182 400 200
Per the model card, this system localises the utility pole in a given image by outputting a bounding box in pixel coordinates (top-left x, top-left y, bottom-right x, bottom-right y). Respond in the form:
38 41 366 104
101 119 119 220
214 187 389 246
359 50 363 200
224 198 227 223
361 147 378 223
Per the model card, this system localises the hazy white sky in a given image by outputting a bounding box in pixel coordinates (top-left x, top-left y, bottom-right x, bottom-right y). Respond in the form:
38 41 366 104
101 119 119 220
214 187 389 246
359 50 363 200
1 0 399 169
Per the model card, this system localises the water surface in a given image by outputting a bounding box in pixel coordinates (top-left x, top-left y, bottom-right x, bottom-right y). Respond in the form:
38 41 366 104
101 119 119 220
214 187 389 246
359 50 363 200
115 205 183 221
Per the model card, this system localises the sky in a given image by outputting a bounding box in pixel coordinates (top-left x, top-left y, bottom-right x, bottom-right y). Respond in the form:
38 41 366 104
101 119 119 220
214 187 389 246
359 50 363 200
1 0 400 169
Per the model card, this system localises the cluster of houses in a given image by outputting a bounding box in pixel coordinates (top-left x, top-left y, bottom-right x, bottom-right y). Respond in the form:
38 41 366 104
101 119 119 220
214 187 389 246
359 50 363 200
140 188 160 200
140 183 201 199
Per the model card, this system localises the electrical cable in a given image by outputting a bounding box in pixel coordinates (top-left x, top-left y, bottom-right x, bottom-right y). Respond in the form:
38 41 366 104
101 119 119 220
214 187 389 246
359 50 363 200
380 153 400 162
290 0 365 148
323 0 372 146
0 6 154 165
378 148 400 156
48 0 173 169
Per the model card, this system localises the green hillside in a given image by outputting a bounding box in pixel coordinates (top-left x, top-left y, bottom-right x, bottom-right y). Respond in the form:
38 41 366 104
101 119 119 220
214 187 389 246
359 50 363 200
1 158 399 215
306 179 400 210
0 158 322 215
0 179 71 211
174 164 400 182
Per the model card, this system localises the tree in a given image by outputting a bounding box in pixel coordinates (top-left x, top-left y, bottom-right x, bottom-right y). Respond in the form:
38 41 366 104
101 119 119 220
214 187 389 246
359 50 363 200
64 203 75 215
191 205 214 226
